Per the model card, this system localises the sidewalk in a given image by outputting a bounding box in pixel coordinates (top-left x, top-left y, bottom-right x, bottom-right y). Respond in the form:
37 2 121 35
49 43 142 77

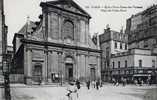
10 85 157 100
9 83 157 88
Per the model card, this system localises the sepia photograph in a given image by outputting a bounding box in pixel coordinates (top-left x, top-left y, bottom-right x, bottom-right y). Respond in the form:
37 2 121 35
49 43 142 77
0 0 157 100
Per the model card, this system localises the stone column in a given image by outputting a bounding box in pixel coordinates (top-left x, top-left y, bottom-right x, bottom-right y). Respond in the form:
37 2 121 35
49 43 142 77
58 15 62 40
86 21 89 44
73 53 77 80
74 19 77 42
78 20 81 42
85 54 89 80
84 55 86 81
97 55 101 80
58 52 62 80
26 48 32 84
43 50 48 84
80 54 86 81
61 53 65 82
48 51 52 82
48 13 51 38
76 54 80 80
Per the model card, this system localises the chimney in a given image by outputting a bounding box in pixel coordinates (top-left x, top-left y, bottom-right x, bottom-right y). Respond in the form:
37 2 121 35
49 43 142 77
104 24 110 33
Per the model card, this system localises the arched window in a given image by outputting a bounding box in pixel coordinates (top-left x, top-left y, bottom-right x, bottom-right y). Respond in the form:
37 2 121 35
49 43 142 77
63 20 74 40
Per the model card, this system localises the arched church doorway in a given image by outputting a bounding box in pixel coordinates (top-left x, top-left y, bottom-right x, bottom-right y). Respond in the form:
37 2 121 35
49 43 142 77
65 57 74 81
65 63 73 81
90 64 96 81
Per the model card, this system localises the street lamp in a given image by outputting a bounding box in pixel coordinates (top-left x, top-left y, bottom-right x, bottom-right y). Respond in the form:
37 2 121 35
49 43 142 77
2 53 11 100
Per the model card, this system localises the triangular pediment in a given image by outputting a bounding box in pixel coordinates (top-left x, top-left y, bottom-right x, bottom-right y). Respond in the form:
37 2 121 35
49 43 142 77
42 0 91 18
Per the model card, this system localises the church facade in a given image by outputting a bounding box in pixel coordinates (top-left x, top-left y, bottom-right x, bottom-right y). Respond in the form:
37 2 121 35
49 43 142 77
13 0 101 84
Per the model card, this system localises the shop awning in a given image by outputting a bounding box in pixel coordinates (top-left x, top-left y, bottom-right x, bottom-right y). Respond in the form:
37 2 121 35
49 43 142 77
133 74 151 77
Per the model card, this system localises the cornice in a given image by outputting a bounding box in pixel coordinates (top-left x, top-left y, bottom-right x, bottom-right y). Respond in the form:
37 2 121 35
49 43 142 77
21 39 102 53
40 2 91 19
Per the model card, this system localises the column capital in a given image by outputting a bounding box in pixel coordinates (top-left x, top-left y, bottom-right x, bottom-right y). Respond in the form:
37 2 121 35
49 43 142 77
26 48 32 52
57 51 63 55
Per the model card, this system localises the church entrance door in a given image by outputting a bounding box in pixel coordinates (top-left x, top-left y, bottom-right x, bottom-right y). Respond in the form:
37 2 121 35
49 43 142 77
65 63 73 81
91 68 96 81
33 64 42 84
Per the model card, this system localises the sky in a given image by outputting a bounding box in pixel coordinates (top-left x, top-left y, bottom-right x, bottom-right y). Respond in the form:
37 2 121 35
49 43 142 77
4 0 157 45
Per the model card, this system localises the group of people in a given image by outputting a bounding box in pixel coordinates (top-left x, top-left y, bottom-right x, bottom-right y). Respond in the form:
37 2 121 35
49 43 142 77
66 79 103 100
134 78 152 86
86 80 102 90
112 77 153 86
112 78 127 86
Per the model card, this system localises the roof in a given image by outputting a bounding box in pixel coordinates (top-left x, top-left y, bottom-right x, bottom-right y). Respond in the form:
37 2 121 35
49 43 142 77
40 0 91 18
18 21 36 35
99 29 128 44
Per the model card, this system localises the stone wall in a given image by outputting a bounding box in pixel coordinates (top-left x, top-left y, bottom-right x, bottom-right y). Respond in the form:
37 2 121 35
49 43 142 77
23 43 101 84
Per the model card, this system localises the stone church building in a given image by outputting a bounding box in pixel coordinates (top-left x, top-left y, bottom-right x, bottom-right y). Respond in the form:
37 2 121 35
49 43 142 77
13 0 101 84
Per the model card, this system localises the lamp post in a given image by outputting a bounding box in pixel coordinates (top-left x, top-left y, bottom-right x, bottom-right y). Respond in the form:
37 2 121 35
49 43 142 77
2 53 11 100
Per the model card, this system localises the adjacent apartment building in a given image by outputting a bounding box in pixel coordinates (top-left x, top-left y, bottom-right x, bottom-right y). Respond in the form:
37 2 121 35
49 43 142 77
100 5 157 83
99 26 128 81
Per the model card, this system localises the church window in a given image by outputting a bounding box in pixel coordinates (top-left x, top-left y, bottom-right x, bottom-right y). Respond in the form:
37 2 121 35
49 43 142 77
63 20 74 40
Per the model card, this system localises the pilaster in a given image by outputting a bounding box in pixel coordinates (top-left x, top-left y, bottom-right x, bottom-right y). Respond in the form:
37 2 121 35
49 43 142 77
58 51 63 84
97 56 101 79
58 15 62 40
85 54 89 80
26 48 32 84
47 51 52 82
43 49 48 84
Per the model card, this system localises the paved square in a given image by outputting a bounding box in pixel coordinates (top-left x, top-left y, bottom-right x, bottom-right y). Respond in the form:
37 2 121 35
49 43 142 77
1 84 157 100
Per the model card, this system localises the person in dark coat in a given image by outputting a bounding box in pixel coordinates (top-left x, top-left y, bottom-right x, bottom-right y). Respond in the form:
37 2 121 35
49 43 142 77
75 79 81 89
86 80 90 90
96 80 100 90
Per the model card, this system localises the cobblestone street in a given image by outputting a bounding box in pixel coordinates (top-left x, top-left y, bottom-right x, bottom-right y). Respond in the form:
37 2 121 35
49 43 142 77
1 84 155 100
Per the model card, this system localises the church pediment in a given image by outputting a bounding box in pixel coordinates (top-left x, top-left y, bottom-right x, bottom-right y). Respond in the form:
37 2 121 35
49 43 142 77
40 0 91 18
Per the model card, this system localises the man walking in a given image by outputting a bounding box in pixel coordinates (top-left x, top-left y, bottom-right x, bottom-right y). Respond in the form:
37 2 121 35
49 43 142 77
75 79 80 90
86 80 90 90
96 80 100 90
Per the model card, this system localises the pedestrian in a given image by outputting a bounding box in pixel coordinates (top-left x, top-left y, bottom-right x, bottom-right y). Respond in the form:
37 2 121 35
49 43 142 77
122 78 125 86
75 79 81 90
124 78 127 86
112 78 116 86
138 78 142 86
122 78 126 86
66 82 78 100
147 77 151 86
92 80 96 88
86 80 90 90
141 80 144 86
96 80 100 90
115 80 119 86
100 80 103 87
134 79 138 86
